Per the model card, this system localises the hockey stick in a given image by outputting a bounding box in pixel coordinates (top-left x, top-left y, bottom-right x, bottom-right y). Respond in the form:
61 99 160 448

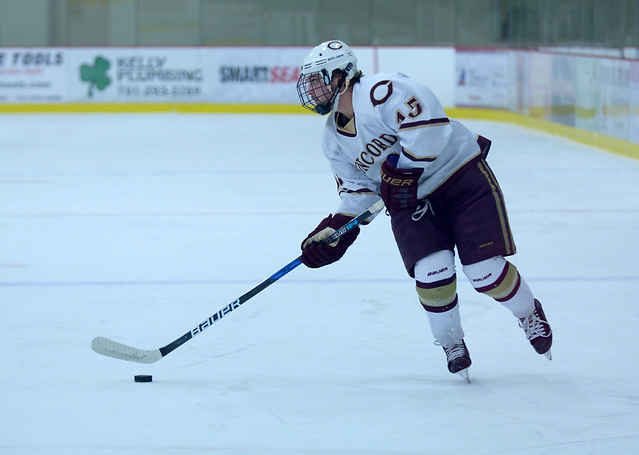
91 200 385 364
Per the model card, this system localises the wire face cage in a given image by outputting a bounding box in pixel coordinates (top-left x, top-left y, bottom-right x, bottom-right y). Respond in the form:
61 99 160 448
296 69 335 115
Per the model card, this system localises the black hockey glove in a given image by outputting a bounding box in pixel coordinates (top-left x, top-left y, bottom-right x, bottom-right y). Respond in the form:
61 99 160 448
380 155 423 213
300 214 360 268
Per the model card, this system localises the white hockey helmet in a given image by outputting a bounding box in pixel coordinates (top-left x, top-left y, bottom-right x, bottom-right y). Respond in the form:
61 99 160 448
296 40 358 115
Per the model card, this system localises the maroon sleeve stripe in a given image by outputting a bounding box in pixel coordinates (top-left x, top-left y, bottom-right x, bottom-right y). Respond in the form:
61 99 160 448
402 147 437 162
399 117 450 131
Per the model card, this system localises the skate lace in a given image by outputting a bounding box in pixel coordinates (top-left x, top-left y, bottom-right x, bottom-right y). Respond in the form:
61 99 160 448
446 344 467 361
519 310 548 340
435 341 466 361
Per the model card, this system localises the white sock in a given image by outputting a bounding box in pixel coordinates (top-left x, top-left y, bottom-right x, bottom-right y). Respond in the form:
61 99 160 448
463 256 535 319
426 303 465 346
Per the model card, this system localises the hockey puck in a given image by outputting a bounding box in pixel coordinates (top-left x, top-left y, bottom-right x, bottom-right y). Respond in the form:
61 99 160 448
134 375 152 383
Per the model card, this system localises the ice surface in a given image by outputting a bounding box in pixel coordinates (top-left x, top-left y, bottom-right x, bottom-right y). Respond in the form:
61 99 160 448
1 113 638 454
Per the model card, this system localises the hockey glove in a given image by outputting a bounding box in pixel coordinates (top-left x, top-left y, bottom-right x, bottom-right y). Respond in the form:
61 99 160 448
300 214 360 268
380 154 424 213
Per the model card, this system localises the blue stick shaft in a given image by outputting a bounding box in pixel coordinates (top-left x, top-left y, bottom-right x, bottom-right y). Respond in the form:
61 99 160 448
158 201 384 359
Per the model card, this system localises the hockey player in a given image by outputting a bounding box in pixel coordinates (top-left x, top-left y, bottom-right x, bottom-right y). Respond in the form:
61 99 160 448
296 40 552 380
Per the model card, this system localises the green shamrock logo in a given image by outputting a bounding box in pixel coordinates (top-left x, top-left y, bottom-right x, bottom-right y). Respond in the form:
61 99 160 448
80 56 111 97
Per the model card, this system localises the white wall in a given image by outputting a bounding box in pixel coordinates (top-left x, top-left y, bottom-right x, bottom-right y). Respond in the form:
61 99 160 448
352 46 456 108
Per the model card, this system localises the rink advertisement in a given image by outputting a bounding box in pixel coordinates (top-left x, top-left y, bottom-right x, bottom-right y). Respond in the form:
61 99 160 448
0 49 67 102
632 61 639 144
598 58 631 141
66 48 210 103
0 47 307 104
574 57 599 133
550 54 576 126
455 50 510 109
208 47 307 104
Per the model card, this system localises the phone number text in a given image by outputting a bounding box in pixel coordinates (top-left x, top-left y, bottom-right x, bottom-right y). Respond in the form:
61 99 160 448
117 85 201 97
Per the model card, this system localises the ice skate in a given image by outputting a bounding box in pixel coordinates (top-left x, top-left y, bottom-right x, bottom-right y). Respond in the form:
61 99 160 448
519 299 553 360
442 340 471 382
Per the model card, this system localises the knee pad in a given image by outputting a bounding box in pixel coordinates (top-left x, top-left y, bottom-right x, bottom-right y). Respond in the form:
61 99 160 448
414 250 457 312
463 256 521 302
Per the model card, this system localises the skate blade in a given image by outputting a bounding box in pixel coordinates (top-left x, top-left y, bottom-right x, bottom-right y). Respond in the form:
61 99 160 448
457 368 471 383
544 350 552 361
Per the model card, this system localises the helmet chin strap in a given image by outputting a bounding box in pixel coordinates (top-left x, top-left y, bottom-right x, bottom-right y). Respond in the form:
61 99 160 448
314 73 346 115
332 77 350 114
315 63 353 115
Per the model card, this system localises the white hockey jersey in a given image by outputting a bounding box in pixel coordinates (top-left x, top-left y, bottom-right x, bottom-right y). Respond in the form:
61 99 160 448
322 72 483 218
